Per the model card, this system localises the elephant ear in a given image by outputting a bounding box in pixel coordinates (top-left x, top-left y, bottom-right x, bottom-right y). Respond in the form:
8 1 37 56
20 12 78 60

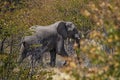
57 22 67 39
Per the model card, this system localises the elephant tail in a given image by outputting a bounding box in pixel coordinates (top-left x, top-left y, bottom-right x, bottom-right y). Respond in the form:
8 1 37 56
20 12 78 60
17 41 28 64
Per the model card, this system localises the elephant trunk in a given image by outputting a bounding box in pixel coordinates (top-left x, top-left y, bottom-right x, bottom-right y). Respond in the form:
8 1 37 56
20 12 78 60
74 34 80 48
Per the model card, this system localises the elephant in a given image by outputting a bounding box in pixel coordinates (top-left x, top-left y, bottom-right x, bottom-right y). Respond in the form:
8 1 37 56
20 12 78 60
18 21 80 69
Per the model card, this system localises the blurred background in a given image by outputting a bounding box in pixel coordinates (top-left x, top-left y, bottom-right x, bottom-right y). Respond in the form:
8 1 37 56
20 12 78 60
0 0 120 80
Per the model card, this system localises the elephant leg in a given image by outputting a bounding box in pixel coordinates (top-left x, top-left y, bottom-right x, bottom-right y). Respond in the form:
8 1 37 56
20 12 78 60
29 55 36 76
37 39 53 61
35 46 48 62
56 35 68 57
50 49 56 67
37 53 43 66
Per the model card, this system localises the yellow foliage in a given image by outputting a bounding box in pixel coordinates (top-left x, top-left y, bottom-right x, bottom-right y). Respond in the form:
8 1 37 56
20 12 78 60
99 19 103 25
88 67 98 73
115 35 119 41
108 38 113 43
90 48 96 53
83 10 91 17
80 40 84 45
0 54 8 60
96 22 100 26
98 70 104 75
99 56 104 62
93 15 98 22
97 46 101 50
69 62 77 68
13 68 20 73
114 62 119 67
88 2 98 11
102 66 109 72
73 42 79 49
107 3 114 10
82 46 88 52
99 2 105 7
90 30 102 39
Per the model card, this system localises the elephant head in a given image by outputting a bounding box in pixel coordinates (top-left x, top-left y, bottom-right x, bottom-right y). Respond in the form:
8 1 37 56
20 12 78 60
57 21 80 47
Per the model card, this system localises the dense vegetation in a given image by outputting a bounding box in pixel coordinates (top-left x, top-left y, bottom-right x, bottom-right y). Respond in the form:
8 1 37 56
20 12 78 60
0 0 120 80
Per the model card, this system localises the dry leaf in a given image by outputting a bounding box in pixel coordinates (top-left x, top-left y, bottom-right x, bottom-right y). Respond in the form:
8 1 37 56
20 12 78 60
84 10 91 17
69 62 77 68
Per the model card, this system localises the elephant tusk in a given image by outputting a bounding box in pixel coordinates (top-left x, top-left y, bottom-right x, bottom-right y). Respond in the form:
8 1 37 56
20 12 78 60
75 34 80 39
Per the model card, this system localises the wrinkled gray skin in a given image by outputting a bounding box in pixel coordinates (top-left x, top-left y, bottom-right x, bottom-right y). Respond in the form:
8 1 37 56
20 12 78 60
18 21 80 68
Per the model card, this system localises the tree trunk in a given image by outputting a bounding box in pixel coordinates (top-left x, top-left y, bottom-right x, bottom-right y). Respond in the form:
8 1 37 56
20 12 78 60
10 35 13 54
0 37 6 53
